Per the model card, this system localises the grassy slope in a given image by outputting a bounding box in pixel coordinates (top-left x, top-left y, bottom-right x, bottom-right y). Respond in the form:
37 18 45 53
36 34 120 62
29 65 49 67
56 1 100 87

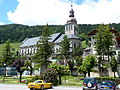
0 43 21 54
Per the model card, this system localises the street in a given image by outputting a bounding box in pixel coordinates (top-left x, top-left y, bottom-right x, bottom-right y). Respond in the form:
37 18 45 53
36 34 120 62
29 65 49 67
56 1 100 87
0 84 82 90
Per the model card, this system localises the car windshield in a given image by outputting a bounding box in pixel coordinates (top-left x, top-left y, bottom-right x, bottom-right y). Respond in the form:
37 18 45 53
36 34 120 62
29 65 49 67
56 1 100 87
84 78 96 83
34 81 42 83
101 81 113 86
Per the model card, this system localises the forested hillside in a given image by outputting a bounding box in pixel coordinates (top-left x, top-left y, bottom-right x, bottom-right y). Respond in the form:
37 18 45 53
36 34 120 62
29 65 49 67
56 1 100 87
0 23 120 44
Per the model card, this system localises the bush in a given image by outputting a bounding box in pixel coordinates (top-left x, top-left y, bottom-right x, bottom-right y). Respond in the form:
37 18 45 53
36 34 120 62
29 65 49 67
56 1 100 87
41 68 58 85
96 77 120 84
26 75 42 84
96 77 118 81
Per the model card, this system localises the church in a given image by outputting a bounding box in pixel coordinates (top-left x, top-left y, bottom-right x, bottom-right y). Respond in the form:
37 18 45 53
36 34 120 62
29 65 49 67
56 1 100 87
19 5 81 58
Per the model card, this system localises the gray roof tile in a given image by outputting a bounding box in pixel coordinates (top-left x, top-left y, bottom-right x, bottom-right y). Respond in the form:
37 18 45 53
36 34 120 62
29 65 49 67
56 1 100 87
54 34 80 43
20 33 61 47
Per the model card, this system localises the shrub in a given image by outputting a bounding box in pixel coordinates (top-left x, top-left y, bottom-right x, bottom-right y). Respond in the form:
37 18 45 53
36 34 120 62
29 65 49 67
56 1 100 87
41 68 58 85
26 75 41 84
96 77 120 84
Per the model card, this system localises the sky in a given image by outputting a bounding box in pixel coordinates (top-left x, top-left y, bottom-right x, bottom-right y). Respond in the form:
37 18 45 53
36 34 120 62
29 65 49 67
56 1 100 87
0 0 120 26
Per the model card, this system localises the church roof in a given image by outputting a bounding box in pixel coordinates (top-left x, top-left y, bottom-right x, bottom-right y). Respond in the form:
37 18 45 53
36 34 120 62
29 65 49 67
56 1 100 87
54 34 80 43
20 33 61 47
67 34 79 39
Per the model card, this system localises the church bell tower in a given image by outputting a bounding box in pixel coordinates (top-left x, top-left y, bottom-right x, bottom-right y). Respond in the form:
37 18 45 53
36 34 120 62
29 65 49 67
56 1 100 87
65 5 78 36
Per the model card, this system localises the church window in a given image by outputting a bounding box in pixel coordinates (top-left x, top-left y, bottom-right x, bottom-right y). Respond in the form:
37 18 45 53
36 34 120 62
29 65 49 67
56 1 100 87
28 49 29 54
72 25 74 30
74 43 76 48
71 25 72 30
22 49 24 54
34 48 36 54
69 25 71 30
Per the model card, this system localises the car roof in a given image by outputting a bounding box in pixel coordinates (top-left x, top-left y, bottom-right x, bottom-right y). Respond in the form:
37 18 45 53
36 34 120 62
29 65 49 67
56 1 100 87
84 77 96 79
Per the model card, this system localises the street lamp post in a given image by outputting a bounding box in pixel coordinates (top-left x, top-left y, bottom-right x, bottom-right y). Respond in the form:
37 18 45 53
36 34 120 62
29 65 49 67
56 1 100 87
3 63 6 83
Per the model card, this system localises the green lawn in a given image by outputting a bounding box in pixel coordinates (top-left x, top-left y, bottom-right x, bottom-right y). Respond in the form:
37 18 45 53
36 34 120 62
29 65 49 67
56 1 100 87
61 75 83 86
0 75 83 86
0 76 33 84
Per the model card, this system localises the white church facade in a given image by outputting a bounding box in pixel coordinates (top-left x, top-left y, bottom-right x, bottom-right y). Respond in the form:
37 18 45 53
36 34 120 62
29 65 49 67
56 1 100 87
19 5 81 59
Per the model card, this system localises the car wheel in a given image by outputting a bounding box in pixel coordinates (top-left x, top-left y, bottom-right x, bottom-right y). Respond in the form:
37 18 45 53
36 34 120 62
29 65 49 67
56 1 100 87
83 88 85 90
30 88 33 90
40 85 44 90
50 84 53 88
95 86 98 90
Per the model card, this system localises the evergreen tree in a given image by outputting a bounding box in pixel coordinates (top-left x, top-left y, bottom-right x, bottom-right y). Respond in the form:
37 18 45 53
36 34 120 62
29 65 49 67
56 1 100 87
60 35 70 64
1 40 14 66
34 24 53 75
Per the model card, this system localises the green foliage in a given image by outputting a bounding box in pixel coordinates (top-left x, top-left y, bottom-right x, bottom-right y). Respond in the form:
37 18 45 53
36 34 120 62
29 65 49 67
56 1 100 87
41 68 58 85
95 24 114 61
81 41 87 48
83 54 96 70
0 23 120 44
33 25 53 74
78 54 96 77
110 56 118 77
50 64 69 75
24 59 35 75
79 33 88 40
75 56 83 67
60 35 70 60
26 75 42 84
78 65 87 74
73 46 83 57
0 43 21 55
0 40 15 66
50 64 69 84
96 77 119 82
67 60 74 75
0 24 64 44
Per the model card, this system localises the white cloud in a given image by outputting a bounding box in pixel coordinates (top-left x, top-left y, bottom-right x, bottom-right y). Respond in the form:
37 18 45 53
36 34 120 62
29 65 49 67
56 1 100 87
7 0 120 26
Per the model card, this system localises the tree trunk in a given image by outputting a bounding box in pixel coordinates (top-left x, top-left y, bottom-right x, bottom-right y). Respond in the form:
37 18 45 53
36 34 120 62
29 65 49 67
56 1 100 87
58 73 62 84
3 66 6 83
30 66 33 75
99 67 103 77
40 64 47 75
84 72 86 78
88 71 90 77
70 69 73 76
19 72 22 82
114 71 116 78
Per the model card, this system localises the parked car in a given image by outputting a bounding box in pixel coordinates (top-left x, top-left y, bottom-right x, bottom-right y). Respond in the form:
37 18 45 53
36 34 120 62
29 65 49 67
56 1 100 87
82 77 100 90
98 80 117 90
28 80 53 90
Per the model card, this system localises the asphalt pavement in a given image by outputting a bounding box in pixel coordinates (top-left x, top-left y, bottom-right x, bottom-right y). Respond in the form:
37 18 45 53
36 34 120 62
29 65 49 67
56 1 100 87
0 84 82 90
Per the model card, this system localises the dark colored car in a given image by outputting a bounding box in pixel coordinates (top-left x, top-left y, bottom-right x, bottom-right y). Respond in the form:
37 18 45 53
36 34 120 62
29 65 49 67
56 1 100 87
98 81 117 90
82 77 100 90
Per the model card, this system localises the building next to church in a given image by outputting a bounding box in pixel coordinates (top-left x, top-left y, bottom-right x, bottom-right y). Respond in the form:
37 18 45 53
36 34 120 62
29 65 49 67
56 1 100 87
83 27 120 77
19 5 81 72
